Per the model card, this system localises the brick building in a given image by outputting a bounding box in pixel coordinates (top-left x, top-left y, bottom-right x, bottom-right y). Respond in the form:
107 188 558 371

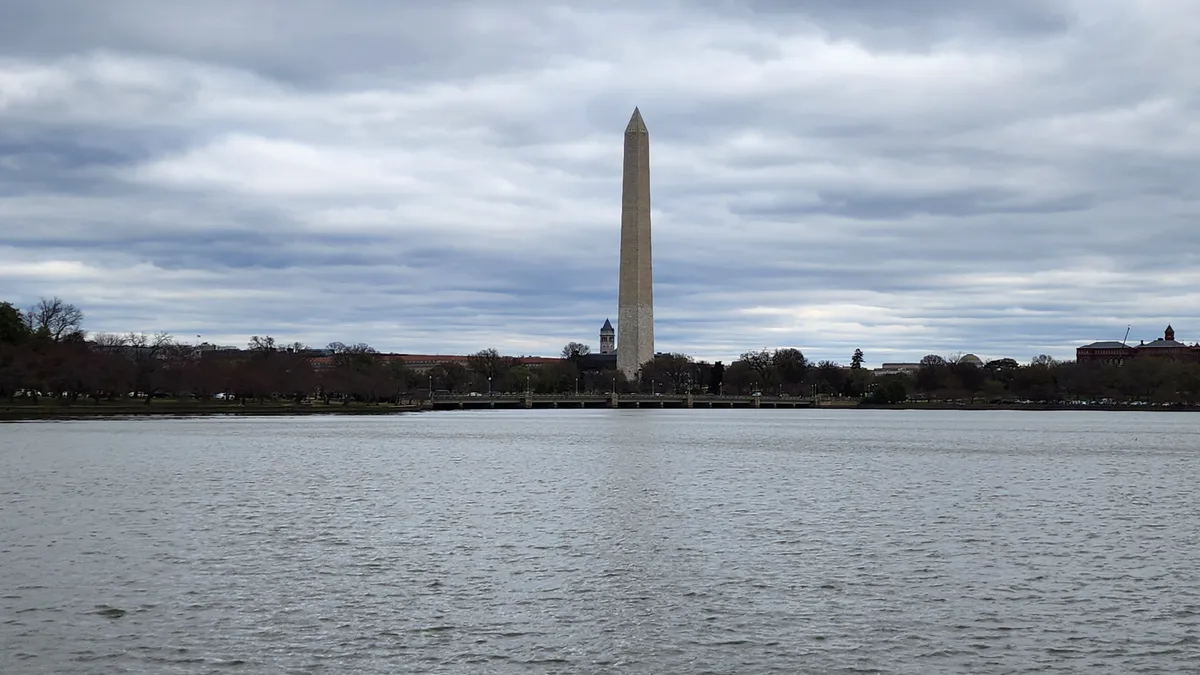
1077 325 1199 363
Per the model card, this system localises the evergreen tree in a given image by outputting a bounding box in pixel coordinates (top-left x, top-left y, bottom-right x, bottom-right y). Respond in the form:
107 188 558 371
851 349 864 370
0 302 30 345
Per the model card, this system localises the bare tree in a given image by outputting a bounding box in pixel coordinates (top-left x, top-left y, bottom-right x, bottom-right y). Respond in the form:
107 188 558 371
125 331 175 351
25 297 84 342
82 333 134 402
772 348 808 392
813 360 846 396
327 341 375 354
248 335 277 353
915 354 949 398
468 348 514 383
321 342 380 402
91 332 128 352
428 362 470 393
561 342 591 359
641 353 694 393
739 349 777 389
330 342 378 369
125 332 177 402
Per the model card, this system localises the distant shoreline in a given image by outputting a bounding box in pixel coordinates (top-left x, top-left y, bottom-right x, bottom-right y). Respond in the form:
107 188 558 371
3 399 1195 421
0 402 425 421
857 403 1195 412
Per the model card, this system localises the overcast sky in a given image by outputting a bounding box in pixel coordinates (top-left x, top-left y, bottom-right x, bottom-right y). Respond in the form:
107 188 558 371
1 0 1197 365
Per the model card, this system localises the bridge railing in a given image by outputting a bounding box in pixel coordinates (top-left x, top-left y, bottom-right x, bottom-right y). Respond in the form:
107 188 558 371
429 392 815 401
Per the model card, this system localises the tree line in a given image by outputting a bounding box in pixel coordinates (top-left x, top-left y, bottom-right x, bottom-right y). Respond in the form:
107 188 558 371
6 297 1200 405
884 353 1200 406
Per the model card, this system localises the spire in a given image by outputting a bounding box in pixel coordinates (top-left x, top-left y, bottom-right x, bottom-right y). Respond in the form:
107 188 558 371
625 107 647 134
601 318 613 332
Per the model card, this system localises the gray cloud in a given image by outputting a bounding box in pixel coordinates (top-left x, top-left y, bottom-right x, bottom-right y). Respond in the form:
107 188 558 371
2 0 1199 366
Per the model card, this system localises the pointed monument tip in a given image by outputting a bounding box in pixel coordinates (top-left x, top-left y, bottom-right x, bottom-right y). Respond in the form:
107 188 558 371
626 106 647 133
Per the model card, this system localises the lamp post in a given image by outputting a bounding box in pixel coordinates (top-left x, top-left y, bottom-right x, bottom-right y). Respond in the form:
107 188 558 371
428 375 433 400
488 376 492 395
574 378 579 396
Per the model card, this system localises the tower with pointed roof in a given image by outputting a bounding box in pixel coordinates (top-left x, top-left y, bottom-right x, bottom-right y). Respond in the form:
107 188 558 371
599 318 615 354
616 107 654 379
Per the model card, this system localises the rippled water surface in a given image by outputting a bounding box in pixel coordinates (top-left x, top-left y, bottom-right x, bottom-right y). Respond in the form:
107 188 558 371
3 409 1199 673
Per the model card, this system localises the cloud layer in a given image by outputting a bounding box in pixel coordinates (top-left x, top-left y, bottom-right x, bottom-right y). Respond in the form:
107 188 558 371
2 0 1198 365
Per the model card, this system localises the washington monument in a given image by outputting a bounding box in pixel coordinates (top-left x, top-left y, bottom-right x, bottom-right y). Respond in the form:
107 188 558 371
617 107 654 379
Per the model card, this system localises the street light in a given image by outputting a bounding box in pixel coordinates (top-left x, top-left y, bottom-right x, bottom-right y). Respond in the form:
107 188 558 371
488 376 492 395
428 375 433 400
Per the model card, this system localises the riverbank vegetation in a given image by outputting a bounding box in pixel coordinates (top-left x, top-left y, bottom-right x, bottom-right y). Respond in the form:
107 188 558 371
6 297 1200 408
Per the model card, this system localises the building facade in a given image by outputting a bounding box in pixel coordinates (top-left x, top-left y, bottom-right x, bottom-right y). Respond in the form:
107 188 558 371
1077 325 1199 363
309 353 559 373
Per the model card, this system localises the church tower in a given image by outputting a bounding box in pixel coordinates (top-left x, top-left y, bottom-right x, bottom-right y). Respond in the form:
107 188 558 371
599 318 615 354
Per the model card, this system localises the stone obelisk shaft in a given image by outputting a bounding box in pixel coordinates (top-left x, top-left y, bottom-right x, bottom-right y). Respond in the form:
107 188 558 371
617 107 654 379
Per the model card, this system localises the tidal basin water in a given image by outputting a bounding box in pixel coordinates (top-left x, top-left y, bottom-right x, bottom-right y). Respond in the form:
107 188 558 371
2 409 1199 674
